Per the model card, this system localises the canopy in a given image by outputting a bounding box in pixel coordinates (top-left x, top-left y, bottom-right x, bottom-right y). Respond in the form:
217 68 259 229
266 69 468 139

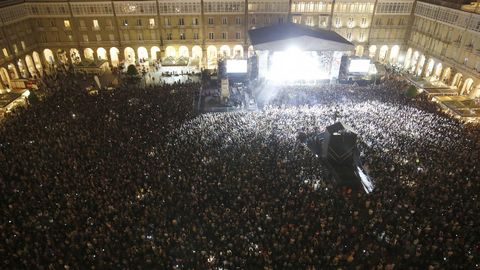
249 23 354 52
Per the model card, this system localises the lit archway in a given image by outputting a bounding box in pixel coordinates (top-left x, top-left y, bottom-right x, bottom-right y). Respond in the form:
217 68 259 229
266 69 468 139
25 55 37 77
191 46 202 66
43 49 55 65
424 58 435 77
84 48 95 61
369 45 377 59
57 49 68 64
248 45 255 58
70 49 81 64
441 67 452 84
434 63 443 79
7 63 19 79
378 45 388 62
137 47 149 62
17 59 29 78
179 46 189 58
233 45 244 58
207 45 218 69
151 46 160 61
219 45 230 58
124 47 136 65
165 46 176 58
0 68 10 88
471 84 480 98
110 47 120 67
97 47 108 61
460 78 474 95
389 45 400 64
416 55 425 76
451 73 463 88
355 45 364 57
404 48 413 69
32 51 43 75
410 51 419 73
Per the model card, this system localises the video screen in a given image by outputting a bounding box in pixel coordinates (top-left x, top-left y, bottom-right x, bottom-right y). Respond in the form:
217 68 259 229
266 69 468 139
226 60 248 73
348 59 371 73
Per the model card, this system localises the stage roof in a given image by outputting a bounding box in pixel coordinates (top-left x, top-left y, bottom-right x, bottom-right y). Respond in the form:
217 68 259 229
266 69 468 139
248 23 354 52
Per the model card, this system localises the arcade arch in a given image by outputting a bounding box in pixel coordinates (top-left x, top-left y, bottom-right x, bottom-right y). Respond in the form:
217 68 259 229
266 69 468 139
471 84 480 98
460 78 474 95
0 67 10 88
378 45 388 62
369 45 377 59
110 47 120 66
57 49 68 64
179 46 189 58
151 46 160 61
137 47 149 62
165 46 176 58
404 48 413 69
70 49 81 64
424 58 435 77
207 45 218 69
389 45 400 64
25 55 37 77
97 47 108 61
416 55 425 76
434 63 443 79
7 63 18 79
451 72 463 88
84 48 95 61
441 67 452 83
124 47 136 65
32 51 43 74
233 45 244 58
219 45 230 58
43 49 55 65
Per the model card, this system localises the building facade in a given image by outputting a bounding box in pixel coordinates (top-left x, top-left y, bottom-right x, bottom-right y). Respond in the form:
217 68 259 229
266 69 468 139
0 0 478 97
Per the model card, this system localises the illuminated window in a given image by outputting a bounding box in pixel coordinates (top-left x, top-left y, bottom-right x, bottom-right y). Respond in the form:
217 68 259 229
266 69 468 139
93 19 100 30
180 33 185 40
64 20 71 29
149 18 155 27
96 34 101 41
123 19 128 26
2 48 8 57
21 41 26 50
13 44 18 54
68 35 73 41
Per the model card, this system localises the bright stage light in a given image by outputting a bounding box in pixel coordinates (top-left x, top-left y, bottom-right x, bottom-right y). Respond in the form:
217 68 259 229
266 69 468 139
348 59 371 73
267 49 330 83
226 59 247 73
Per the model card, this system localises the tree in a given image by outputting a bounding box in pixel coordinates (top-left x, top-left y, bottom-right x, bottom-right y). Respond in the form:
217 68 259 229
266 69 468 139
405 85 419 98
126 64 139 77
125 64 140 84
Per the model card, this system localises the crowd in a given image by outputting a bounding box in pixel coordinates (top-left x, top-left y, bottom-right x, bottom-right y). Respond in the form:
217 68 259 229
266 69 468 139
1 72 479 269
